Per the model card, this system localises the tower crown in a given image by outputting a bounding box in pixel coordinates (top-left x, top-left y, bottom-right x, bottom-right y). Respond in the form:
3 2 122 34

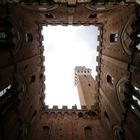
74 66 92 85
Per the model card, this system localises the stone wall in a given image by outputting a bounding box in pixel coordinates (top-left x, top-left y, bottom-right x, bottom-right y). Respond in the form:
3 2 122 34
0 2 139 140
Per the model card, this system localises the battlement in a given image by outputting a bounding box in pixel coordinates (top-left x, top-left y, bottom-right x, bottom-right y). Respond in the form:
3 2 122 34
45 105 96 111
54 0 91 4
74 66 92 85
44 105 98 117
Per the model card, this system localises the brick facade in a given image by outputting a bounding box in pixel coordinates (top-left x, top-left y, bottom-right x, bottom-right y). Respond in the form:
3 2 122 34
0 1 140 140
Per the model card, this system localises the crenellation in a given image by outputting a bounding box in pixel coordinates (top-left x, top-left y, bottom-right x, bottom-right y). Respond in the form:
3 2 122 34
62 105 68 110
72 105 77 110
95 75 100 82
97 45 101 52
44 105 99 111
53 105 58 109
0 1 139 140
45 105 49 109
96 55 101 63
97 34 101 41
96 65 100 73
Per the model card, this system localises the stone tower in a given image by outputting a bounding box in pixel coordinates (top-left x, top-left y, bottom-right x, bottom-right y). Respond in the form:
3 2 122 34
74 66 97 109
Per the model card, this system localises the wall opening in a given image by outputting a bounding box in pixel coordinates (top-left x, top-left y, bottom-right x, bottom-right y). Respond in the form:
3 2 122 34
84 126 93 140
107 75 114 86
110 33 118 43
42 25 99 108
0 84 11 97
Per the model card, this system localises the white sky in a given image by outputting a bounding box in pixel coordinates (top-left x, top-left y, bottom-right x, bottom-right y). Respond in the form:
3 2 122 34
42 25 99 109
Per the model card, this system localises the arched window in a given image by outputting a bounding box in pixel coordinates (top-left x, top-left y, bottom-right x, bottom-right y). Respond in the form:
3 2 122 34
43 126 50 138
0 84 11 97
117 81 140 118
0 31 7 40
130 86 140 118
26 33 33 42
110 33 118 43
107 75 114 85
45 13 54 19
84 127 93 140
88 13 97 18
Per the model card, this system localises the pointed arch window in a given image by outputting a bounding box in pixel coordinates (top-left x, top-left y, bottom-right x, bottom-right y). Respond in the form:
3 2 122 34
107 75 114 86
117 81 140 118
128 85 140 118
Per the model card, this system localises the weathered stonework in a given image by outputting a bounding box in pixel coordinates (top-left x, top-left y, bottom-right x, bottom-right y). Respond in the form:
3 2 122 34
0 1 140 140
74 66 97 109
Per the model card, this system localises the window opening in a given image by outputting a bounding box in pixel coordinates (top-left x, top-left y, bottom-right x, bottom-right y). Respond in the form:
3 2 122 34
30 75 36 83
110 33 118 43
26 33 33 42
107 75 114 85
45 13 54 19
137 34 140 38
43 126 50 137
88 84 91 86
78 112 83 118
0 84 11 97
136 43 140 50
117 82 140 118
88 13 97 18
0 31 7 40
84 127 93 140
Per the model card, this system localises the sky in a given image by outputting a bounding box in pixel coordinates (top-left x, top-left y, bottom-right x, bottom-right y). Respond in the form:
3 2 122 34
42 25 99 109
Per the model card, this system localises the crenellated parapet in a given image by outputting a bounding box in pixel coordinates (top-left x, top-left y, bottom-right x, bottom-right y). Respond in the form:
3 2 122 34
74 66 92 85
45 105 97 110
44 105 98 118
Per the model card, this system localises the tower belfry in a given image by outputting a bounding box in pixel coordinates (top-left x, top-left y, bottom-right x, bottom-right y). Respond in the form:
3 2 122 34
74 66 97 109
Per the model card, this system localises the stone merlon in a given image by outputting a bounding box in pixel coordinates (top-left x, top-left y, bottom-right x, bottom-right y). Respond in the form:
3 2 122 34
74 66 92 85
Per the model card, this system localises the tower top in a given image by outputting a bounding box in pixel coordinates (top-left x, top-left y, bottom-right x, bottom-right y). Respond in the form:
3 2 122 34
74 66 92 85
